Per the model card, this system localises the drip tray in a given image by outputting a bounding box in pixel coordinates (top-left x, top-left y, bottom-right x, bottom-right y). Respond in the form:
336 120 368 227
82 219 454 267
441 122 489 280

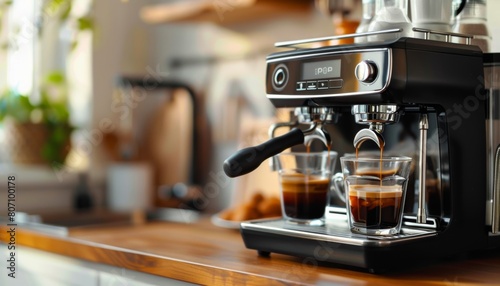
241 216 437 247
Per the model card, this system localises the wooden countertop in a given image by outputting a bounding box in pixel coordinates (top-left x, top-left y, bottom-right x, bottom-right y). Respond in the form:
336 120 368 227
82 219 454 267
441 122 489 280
2 216 500 285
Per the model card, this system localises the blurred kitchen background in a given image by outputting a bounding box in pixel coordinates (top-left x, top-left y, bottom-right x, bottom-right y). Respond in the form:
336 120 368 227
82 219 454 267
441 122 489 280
0 0 499 216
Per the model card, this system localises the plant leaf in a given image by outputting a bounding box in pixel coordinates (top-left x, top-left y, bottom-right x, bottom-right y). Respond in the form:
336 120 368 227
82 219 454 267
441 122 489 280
77 16 94 31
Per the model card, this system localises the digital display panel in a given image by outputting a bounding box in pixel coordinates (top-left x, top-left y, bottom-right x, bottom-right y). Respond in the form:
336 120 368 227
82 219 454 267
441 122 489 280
302 59 341 80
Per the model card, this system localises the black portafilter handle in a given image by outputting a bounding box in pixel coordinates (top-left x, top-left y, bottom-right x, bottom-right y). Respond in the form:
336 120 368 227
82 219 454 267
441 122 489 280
223 128 305 178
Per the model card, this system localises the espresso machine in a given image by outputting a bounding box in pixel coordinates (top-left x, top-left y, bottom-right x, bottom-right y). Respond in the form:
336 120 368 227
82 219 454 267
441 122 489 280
223 29 500 272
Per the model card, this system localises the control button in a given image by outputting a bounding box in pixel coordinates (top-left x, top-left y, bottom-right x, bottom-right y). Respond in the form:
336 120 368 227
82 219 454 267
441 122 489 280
274 69 285 85
306 81 317 90
272 64 288 91
318 80 328 89
329 79 343 89
296 81 306 91
355 60 378 84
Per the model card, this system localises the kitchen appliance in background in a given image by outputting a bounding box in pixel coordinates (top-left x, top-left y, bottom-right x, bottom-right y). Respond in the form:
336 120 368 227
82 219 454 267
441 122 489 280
223 30 500 272
367 0 413 41
109 77 211 210
410 0 466 39
452 0 491 52
351 0 467 42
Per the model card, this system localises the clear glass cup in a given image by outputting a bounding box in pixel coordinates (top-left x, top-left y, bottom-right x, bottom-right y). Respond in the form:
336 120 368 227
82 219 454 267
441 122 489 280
339 156 412 235
275 151 338 226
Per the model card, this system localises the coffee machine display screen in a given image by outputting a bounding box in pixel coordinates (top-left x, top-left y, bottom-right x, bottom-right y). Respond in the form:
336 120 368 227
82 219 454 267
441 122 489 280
302 59 341 80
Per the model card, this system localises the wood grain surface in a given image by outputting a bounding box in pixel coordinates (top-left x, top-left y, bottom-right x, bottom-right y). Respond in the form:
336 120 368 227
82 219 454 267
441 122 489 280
2 217 500 285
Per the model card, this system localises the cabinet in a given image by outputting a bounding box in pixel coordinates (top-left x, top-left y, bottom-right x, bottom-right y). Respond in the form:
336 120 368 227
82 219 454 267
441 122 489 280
0 246 194 286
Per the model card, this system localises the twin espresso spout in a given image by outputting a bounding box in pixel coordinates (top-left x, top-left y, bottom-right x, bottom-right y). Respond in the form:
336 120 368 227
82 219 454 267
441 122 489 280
225 104 399 178
268 104 400 171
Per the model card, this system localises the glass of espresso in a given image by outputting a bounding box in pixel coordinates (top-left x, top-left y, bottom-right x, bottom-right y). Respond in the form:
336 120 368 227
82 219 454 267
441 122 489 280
340 156 412 235
275 151 338 226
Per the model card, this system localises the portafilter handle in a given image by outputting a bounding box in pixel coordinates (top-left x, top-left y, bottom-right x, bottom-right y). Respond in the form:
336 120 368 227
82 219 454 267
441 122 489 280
268 121 299 172
223 128 304 178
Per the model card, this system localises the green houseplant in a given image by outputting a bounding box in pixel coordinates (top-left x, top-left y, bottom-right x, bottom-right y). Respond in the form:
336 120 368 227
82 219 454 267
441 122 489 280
0 0 94 167
0 72 74 166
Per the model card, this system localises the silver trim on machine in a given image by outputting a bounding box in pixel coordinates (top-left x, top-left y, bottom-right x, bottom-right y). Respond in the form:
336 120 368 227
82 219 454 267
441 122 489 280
493 144 500 234
274 28 473 49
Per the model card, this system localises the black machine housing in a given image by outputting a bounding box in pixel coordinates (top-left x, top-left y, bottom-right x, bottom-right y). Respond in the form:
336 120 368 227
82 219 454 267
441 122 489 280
240 37 500 272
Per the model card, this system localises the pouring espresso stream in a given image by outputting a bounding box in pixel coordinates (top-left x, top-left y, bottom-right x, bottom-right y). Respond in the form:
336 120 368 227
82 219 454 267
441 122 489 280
354 128 385 184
